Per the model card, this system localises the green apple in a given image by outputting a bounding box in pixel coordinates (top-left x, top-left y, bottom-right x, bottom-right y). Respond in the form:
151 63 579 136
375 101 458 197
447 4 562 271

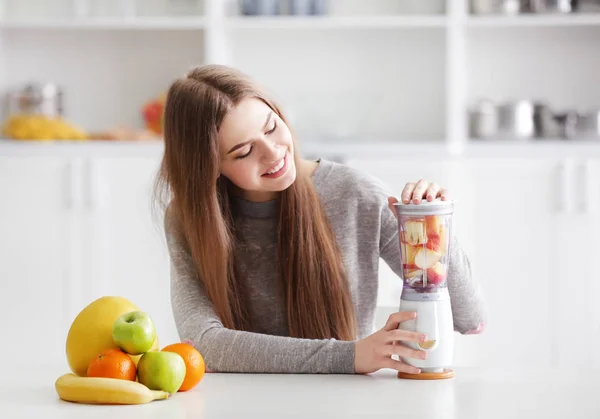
112 311 157 355
137 351 186 394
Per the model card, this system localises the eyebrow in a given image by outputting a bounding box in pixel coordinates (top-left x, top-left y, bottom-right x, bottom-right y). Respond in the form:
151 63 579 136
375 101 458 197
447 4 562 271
227 111 273 155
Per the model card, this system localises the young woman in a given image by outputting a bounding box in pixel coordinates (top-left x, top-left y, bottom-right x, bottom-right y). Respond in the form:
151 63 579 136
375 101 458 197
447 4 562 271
154 64 486 375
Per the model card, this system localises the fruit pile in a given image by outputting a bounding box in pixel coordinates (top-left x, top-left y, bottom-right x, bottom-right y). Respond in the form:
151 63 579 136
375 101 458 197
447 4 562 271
142 93 166 135
56 296 205 405
400 215 449 290
2 114 87 140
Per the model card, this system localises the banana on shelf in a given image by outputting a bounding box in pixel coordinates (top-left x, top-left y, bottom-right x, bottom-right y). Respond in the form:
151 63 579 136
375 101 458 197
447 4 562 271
1 114 88 141
55 373 170 405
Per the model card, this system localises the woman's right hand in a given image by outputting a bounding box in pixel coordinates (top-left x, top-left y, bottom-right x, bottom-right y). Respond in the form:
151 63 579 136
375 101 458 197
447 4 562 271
354 312 428 374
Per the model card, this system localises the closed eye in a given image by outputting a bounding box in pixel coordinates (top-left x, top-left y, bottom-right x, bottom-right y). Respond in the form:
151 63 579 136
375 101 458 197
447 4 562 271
236 146 253 159
266 120 277 135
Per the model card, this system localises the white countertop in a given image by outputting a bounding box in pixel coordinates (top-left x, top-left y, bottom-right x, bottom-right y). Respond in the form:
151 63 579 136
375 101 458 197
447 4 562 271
3 365 599 419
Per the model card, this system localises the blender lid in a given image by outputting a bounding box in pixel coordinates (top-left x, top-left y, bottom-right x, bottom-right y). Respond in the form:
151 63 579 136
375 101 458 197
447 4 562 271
393 198 454 216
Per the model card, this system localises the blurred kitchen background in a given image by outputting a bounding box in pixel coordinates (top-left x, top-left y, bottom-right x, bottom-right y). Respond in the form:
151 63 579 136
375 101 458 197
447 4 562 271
1 0 600 372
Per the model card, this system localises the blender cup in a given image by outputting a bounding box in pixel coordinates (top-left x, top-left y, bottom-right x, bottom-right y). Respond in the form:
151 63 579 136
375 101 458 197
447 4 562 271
393 198 455 379
395 199 453 295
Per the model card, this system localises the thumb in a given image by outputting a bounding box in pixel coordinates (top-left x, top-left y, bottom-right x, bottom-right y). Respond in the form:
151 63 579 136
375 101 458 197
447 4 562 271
388 196 399 218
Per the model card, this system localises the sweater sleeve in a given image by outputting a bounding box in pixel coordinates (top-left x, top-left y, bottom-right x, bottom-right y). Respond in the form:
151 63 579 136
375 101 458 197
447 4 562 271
378 200 487 335
164 210 356 374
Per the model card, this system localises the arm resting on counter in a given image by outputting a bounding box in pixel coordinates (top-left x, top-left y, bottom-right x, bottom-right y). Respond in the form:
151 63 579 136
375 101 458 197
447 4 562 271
378 204 488 335
165 214 356 374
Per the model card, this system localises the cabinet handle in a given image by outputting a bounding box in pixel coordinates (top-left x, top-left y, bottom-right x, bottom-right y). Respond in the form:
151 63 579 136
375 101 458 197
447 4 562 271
86 160 106 211
581 160 595 215
557 159 574 214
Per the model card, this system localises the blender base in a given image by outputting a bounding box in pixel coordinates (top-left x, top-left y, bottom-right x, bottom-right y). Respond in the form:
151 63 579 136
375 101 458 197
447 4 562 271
397 369 455 380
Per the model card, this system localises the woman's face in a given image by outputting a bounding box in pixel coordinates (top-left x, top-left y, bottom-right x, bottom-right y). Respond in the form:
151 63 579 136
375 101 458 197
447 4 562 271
218 98 296 202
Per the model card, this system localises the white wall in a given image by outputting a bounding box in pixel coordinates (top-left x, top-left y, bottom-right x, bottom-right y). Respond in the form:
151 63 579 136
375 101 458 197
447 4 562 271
467 26 600 112
229 28 446 142
4 29 204 131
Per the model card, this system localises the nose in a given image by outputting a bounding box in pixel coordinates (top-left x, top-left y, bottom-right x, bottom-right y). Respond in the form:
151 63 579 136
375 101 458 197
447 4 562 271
261 140 283 163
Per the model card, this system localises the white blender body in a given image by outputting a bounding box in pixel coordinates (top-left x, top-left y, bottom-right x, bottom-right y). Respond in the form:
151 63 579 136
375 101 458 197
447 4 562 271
393 199 455 376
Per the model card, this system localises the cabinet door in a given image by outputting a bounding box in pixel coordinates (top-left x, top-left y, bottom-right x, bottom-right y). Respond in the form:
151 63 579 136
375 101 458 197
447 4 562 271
83 157 180 347
588 159 600 369
556 159 600 369
0 157 73 365
345 157 472 329
460 157 560 368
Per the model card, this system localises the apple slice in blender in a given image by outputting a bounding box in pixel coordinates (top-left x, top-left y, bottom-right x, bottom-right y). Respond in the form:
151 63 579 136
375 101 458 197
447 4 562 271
405 268 422 279
425 234 441 253
439 225 449 254
426 262 447 285
414 247 441 270
404 219 427 246
425 215 441 236
400 242 417 265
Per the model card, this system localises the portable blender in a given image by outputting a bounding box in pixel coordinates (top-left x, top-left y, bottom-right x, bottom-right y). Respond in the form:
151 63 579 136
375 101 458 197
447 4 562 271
393 198 455 380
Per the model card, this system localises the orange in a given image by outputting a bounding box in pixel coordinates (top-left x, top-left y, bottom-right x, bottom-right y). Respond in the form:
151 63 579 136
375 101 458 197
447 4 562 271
161 343 205 391
86 348 137 381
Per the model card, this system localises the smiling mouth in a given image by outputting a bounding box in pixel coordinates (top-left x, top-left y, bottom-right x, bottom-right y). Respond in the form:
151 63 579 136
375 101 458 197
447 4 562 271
263 155 285 176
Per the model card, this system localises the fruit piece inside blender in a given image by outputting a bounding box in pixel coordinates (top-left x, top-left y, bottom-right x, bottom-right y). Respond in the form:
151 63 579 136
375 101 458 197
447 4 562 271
400 215 449 291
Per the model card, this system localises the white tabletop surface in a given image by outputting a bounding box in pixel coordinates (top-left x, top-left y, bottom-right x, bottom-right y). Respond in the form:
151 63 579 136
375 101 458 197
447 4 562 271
2 364 598 419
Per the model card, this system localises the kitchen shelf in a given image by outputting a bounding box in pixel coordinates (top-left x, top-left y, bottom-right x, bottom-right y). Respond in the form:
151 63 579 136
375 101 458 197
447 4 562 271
0 16 207 30
466 13 600 27
224 15 448 29
2 138 600 159
0 15 448 31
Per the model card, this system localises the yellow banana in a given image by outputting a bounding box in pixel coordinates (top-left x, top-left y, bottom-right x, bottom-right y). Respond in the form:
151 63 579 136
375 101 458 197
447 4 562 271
55 373 170 405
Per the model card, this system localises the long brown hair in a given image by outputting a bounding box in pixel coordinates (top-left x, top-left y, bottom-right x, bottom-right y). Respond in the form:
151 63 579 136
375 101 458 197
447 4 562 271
154 64 356 341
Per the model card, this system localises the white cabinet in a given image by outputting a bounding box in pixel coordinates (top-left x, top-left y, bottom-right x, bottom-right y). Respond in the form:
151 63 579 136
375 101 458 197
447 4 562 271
461 157 560 368
589 159 600 369
555 158 600 369
0 154 178 367
0 156 73 363
2 148 600 370
84 157 179 347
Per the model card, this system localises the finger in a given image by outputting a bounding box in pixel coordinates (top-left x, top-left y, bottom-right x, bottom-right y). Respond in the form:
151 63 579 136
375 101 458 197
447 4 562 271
401 183 415 204
382 311 417 331
382 358 421 375
425 183 440 202
385 329 427 344
439 188 449 201
388 344 428 361
411 179 429 203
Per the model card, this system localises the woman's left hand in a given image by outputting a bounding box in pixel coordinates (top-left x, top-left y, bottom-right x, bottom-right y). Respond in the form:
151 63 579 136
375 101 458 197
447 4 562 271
387 180 449 218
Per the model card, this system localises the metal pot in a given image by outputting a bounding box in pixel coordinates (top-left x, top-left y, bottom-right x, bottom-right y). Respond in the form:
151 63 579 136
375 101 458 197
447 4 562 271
470 99 498 138
497 100 535 139
470 0 525 14
529 0 578 13
553 111 579 139
290 0 327 15
7 83 63 117
576 110 600 139
240 0 281 15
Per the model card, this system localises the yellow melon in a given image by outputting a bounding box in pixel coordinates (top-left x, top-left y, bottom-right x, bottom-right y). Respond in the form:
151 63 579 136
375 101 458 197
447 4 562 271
65 296 159 376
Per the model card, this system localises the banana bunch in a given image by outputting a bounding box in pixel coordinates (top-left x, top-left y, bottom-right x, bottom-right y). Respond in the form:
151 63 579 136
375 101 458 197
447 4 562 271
404 219 427 246
2 114 87 141
55 373 170 405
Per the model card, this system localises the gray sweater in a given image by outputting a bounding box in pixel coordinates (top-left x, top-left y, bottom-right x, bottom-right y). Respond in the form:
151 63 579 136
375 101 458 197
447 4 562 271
165 159 486 374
